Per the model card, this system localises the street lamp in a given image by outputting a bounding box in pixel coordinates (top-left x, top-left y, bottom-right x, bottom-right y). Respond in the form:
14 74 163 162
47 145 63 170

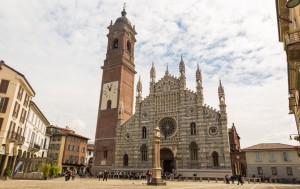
286 0 300 8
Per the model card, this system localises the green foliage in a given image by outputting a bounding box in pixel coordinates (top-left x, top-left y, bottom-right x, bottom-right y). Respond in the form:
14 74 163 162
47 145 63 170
43 163 51 179
4 166 11 177
50 165 60 177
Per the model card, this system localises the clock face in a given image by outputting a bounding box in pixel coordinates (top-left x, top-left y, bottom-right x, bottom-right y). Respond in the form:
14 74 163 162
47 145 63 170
101 81 119 110
103 83 117 98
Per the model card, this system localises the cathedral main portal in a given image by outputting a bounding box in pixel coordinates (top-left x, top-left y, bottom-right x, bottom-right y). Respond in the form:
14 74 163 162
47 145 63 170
160 148 174 173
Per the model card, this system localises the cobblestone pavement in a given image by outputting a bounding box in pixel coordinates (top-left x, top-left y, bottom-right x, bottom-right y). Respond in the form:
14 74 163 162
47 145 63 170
0 177 300 189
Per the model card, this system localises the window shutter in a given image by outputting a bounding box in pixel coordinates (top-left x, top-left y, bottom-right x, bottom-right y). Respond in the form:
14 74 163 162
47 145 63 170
0 117 3 130
0 80 9 93
1 97 9 113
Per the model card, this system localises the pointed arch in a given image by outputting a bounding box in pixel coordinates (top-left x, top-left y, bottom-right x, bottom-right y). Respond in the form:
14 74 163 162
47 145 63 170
140 144 147 161
123 154 128 167
189 141 198 160
190 122 196 135
212 151 219 167
142 127 147 138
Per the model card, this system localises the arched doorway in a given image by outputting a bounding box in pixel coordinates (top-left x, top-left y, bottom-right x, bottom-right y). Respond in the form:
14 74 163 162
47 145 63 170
160 148 174 173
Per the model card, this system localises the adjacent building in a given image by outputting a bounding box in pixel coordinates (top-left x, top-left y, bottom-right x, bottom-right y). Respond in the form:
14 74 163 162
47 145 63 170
243 143 300 178
47 125 89 173
0 61 35 178
276 1 300 135
93 8 231 177
22 101 50 159
86 143 94 174
228 123 247 176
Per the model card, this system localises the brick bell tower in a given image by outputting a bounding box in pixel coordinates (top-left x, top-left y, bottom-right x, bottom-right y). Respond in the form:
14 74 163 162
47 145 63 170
94 6 137 171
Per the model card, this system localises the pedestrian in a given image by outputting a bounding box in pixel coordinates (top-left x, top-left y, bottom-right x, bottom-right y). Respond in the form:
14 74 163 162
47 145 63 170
72 171 75 181
146 170 151 183
225 174 229 184
231 175 235 184
103 170 108 181
237 175 243 185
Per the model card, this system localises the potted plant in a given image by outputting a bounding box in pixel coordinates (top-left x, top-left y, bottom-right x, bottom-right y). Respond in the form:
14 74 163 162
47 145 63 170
3 166 11 180
43 163 50 180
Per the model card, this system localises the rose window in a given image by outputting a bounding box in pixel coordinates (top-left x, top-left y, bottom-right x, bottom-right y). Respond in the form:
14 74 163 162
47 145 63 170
159 117 176 137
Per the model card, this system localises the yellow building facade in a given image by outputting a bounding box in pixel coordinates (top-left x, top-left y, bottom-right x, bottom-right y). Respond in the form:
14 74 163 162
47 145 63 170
243 143 300 178
276 0 300 135
0 61 35 178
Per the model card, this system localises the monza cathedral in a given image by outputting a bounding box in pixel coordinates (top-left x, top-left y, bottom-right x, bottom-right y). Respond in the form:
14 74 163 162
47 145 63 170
93 7 232 177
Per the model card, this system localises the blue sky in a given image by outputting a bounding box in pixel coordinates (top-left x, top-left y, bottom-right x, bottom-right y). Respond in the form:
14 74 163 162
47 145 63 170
0 0 297 147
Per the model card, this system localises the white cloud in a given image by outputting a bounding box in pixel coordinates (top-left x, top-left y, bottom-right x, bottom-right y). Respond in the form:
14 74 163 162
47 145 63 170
0 0 296 148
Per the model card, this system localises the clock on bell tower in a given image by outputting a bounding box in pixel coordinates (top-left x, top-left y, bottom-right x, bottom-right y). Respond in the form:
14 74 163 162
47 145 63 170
94 6 137 170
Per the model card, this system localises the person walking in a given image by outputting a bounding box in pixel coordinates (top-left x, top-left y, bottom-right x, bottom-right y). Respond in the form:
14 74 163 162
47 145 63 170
146 170 151 184
237 175 243 185
103 170 108 181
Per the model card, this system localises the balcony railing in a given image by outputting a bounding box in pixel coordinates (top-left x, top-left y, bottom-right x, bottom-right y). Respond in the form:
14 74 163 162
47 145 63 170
6 131 25 144
34 143 41 151
285 29 300 45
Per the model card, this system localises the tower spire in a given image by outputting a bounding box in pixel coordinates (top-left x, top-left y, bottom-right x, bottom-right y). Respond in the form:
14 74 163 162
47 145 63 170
196 63 203 105
121 3 127 16
218 79 227 116
137 75 142 96
150 61 156 82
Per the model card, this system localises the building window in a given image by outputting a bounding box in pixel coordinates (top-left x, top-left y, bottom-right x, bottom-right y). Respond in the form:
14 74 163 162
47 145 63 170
255 152 261 162
282 152 290 161
113 39 118 49
0 97 9 113
12 102 20 118
23 93 30 107
0 118 3 131
80 156 85 164
271 167 277 175
257 167 263 175
142 127 147 138
69 155 74 164
140 144 147 161
82 147 86 153
189 142 198 161
75 156 79 164
212 151 219 167
287 167 293 175
19 109 27 123
104 150 108 159
123 154 128 167
127 41 131 53
0 80 9 93
107 100 112 109
269 152 276 161
17 86 24 100
190 122 196 135
88 151 91 156
55 144 60 150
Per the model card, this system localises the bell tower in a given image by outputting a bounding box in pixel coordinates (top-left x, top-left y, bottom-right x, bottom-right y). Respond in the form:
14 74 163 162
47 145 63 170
94 6 137 170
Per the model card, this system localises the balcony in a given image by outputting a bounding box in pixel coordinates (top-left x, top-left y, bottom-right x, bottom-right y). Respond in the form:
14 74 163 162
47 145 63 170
6 131 25 144
28 143 41 152
285 30 300 61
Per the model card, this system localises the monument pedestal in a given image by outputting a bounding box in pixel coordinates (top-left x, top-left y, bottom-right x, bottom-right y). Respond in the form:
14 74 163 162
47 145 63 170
148 178 166 186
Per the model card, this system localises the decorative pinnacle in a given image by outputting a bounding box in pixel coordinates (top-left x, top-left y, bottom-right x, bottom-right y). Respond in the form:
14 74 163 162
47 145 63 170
165 63 169 75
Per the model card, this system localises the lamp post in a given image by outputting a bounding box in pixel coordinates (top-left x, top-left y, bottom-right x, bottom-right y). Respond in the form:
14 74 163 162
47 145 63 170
286 0 300 8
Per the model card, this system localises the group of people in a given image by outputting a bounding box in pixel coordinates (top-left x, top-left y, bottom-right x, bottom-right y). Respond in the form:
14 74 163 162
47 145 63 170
225 174 244 185
64 169 76 181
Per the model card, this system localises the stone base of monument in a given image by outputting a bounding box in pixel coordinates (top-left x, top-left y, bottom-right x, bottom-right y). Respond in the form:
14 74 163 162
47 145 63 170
147 178 167 186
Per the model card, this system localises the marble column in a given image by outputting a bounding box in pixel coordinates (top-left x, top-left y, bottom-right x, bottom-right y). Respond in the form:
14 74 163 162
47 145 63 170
148 126 166 186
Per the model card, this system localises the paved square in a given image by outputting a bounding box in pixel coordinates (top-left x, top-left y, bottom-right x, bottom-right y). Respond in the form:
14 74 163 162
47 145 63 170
0 178 300 189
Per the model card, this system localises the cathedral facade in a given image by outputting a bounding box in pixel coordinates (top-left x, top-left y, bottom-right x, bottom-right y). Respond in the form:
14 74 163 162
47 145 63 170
94 8 231 176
